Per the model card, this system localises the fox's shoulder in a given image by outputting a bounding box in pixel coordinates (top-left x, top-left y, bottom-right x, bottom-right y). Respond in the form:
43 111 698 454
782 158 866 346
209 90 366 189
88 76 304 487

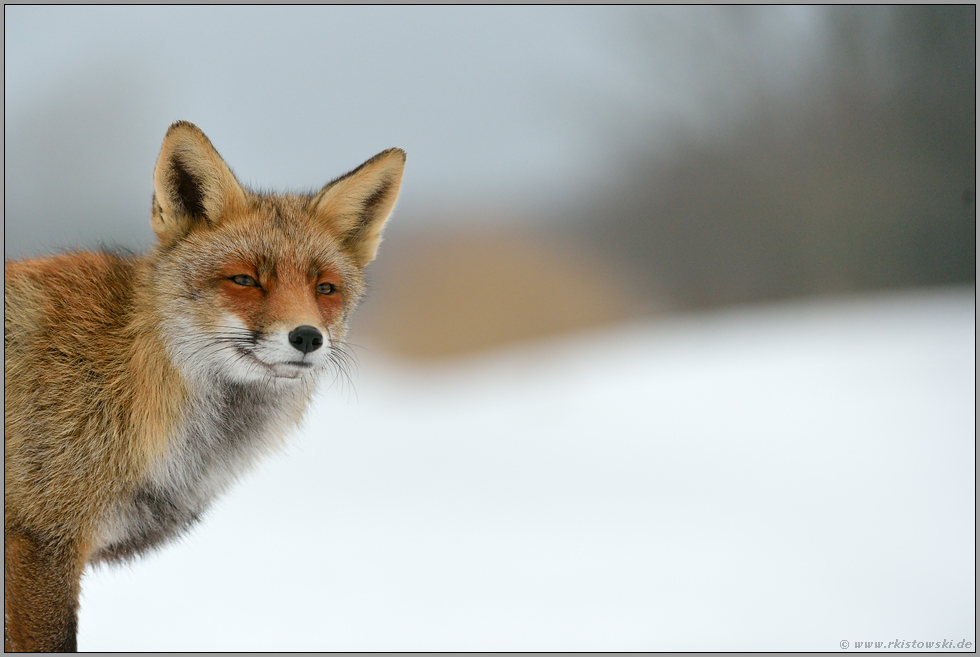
5 248 140 285
6 248 142 299
5 249 144 344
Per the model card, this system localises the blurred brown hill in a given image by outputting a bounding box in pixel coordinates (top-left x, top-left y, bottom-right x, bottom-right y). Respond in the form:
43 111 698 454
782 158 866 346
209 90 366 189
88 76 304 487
351 224 660 361
354 6 975 361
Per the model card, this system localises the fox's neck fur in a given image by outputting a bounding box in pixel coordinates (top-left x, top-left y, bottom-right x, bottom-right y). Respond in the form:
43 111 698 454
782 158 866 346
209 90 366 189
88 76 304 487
92 324 313 562
91 259 287 563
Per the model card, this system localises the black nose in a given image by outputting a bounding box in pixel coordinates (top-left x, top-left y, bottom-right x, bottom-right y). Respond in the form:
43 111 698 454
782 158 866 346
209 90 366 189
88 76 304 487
288 325 324 354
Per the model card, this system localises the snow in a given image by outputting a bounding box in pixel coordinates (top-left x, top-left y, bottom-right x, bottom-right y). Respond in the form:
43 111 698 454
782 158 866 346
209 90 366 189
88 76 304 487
76 286 976 651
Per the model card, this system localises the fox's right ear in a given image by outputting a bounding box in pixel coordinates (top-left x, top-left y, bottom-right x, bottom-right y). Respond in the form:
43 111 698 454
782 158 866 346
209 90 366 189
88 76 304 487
151 121 247 246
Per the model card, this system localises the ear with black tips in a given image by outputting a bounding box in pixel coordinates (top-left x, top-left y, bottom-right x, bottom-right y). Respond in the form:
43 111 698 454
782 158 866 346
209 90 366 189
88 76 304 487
151 121 247 246
310 148 406 266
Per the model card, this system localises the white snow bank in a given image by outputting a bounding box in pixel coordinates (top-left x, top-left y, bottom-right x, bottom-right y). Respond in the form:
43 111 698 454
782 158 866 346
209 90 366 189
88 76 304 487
77 286 976 651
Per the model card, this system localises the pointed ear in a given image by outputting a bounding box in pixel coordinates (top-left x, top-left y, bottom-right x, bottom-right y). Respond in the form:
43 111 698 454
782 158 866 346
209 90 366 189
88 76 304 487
151 121 247 245
310 148 406 266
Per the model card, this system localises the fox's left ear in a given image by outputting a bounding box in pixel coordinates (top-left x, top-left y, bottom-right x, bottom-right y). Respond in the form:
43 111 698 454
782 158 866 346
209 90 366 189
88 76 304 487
310 148 406 266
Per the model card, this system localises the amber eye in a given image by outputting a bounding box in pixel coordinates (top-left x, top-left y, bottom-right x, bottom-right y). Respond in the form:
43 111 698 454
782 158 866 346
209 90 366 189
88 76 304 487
231 274 260 287
317 282 336 295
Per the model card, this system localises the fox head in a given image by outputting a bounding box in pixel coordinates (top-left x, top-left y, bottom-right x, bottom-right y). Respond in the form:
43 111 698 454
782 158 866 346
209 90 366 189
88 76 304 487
148 121 404 386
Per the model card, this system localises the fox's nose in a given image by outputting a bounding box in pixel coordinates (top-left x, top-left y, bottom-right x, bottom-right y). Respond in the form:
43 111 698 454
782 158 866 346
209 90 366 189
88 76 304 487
288 325 324 354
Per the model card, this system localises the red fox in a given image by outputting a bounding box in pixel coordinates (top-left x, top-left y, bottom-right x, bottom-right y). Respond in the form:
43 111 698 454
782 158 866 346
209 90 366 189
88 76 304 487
4 121 405 651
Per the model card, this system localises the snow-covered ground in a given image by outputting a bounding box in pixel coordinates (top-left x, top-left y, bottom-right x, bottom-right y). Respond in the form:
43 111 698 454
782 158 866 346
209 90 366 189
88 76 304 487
77 286 975 651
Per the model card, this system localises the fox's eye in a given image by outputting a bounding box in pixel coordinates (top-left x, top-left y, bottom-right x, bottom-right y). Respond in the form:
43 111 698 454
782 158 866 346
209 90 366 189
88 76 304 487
317 282 336 296
231 274 260 287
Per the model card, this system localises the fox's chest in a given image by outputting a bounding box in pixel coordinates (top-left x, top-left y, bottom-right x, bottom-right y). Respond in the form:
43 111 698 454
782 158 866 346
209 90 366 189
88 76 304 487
91 382 305 563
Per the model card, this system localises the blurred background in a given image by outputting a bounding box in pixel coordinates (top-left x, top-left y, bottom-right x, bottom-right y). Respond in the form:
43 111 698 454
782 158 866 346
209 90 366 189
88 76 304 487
4 6 976 651
6 6 974 358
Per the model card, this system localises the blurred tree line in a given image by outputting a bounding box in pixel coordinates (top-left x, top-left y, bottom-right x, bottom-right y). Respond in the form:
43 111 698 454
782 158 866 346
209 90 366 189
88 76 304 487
577 5 975 311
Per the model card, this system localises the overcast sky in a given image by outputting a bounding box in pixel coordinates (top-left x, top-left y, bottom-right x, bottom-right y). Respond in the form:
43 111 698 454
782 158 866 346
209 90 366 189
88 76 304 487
4 7 835 255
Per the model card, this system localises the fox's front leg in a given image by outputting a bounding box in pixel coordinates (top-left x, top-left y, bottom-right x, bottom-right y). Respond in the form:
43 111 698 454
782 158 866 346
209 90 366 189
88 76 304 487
4 528 83 652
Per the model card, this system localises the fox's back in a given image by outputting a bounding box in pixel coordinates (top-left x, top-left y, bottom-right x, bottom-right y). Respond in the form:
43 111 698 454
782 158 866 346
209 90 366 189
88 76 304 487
5 250 139 359
5 250 144 420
